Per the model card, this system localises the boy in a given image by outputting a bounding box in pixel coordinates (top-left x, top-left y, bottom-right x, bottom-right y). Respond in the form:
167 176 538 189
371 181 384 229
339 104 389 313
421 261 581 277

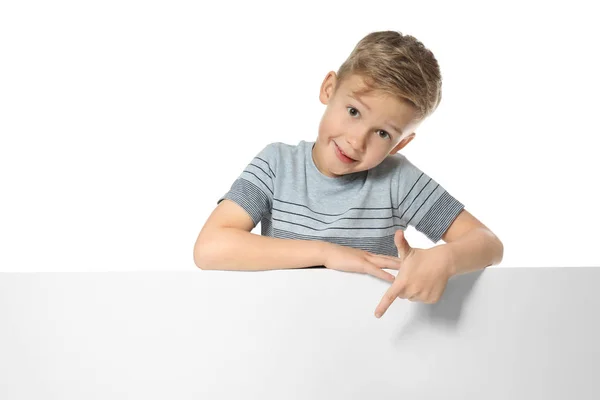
193 31 503 318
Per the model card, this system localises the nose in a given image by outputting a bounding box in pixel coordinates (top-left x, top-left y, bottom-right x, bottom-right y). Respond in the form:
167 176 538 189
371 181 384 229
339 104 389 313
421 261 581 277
345 129 368 153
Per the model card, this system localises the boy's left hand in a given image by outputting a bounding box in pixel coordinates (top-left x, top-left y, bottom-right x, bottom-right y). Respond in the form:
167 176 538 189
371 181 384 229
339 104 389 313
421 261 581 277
374 230 456 318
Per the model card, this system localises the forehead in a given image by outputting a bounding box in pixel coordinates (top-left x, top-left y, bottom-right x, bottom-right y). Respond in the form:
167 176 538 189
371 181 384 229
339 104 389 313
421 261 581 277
340 74 377 95
340 75 404 108
340 76 418 119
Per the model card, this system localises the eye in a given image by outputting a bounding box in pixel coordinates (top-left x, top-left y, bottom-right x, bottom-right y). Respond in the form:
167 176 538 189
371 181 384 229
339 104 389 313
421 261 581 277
347 106 359 117
346 106 391 140
377 130 391 140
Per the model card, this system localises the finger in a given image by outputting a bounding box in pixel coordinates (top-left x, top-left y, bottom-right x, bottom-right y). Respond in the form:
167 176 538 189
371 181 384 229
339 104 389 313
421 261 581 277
367 265 396 283
376 254 401 261
367 252 400 262
394 230 412 258
367 254 403 270
407 294 418 302
375 281 403 318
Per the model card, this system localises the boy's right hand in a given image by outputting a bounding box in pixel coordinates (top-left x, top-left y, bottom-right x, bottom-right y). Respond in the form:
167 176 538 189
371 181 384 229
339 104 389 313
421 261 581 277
323 243 402 283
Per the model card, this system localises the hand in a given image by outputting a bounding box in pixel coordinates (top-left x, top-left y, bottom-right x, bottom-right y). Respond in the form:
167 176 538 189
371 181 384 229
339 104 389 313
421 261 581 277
374 230 456 318
323 242 403 283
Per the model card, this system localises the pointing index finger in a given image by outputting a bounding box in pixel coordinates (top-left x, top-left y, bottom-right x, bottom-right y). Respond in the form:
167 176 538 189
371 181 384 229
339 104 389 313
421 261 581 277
375 278 404 318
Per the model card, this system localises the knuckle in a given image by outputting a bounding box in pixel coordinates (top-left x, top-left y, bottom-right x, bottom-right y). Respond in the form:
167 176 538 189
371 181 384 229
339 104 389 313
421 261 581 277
424 294 440 304
406 289 420 301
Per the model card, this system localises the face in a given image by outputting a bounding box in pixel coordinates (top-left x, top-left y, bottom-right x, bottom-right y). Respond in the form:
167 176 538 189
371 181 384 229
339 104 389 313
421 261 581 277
313 72 422 178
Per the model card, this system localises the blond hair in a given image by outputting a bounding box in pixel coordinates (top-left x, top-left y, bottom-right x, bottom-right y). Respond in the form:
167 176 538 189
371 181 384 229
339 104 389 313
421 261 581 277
335 30 442 122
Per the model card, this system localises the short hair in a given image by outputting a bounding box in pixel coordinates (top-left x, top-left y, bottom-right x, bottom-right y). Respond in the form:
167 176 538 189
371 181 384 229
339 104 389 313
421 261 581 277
335 30 443 122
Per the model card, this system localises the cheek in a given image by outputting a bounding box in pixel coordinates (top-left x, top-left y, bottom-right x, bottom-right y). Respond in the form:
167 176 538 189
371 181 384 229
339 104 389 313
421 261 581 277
329 113 349 134
320 106 351 139
319 114 339 136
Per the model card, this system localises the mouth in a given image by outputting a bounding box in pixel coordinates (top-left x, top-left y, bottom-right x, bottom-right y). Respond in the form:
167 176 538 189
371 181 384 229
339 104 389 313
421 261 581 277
334 141 358 163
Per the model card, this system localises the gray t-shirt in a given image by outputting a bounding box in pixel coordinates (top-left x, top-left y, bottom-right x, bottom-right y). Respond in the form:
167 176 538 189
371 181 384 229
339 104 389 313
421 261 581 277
218 140 464 257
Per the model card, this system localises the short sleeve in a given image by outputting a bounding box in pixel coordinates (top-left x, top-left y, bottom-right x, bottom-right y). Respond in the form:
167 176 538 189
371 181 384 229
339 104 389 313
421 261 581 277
217 143 277 227
395 156 464 243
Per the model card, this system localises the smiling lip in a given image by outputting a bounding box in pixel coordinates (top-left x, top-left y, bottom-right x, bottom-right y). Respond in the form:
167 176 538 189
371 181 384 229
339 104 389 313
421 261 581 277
334 142 357 163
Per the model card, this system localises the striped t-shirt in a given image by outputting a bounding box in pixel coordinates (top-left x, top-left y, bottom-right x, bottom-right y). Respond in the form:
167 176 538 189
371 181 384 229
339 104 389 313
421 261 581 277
218 140 464 257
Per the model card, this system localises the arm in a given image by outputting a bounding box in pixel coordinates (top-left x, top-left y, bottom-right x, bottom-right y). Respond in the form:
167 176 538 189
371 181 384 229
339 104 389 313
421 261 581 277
195 227 329 271
441 209 504 276
194 199 329 271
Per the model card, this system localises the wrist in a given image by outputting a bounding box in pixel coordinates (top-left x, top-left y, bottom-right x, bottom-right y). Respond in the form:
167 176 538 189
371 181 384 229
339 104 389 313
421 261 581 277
318 240 337 266
444 243 459 277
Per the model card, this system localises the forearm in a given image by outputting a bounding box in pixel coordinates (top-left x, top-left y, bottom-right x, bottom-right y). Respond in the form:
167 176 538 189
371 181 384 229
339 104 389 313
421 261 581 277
445 228 504 276
194 227 330 271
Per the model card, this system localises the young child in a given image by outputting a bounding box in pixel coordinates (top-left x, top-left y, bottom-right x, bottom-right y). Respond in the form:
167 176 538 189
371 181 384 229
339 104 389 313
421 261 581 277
194 31 503 316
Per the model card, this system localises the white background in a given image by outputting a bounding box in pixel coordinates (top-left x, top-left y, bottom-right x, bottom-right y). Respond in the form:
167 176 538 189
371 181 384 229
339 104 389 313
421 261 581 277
1 0 598 271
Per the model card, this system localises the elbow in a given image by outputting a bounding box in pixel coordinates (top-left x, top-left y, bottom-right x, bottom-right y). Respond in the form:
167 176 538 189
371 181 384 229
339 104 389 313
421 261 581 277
495 236 504 265
193 239 214 270
487 231 504 266
194 253 208 270
194 251 213 270
193 248 207 270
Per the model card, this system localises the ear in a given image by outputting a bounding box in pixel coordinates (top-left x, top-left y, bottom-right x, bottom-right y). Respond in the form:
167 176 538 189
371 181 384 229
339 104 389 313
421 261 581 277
389 132 416 155
319 71 338 105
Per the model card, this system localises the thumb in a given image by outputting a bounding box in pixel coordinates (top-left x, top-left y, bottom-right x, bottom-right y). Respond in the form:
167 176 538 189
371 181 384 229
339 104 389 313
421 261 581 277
395 229 412 259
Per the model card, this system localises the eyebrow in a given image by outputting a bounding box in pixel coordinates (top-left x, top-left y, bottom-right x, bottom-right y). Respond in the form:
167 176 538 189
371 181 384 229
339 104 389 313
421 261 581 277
349 94 371 111
348 94 403 135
